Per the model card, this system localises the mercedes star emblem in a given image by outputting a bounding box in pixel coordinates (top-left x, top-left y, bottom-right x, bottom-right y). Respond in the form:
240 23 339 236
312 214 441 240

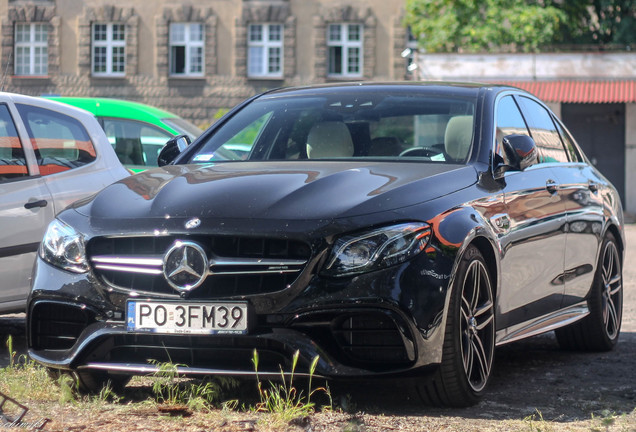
163 241 208 292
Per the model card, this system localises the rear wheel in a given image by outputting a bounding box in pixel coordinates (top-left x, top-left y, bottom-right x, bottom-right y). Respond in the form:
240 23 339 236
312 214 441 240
556 232 623 351
417 245 495 407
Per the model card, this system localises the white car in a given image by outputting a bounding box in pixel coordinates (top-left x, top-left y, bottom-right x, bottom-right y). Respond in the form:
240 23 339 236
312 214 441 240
0 92 129 313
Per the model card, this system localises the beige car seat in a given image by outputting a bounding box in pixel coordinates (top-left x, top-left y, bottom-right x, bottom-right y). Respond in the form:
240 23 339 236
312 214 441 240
306 121 354 159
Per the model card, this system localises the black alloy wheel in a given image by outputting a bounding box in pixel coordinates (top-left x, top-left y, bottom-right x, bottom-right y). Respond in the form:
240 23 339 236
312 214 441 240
556 231 623 351
417 245 495 407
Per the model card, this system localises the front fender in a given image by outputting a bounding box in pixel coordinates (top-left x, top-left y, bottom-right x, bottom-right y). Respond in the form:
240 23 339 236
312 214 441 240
425 203 502 354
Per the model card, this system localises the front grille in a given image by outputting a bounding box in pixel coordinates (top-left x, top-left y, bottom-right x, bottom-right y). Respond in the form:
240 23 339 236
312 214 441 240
30 302 94 350
87 235 311 297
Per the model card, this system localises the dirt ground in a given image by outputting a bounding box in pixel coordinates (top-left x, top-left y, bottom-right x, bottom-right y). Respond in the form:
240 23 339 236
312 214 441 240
1 224 635 431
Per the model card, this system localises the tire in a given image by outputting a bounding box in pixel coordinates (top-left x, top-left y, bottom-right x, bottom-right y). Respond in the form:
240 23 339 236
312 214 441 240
75 371 131 394
417 245 495 407
555 232 623 351
47 368 130 394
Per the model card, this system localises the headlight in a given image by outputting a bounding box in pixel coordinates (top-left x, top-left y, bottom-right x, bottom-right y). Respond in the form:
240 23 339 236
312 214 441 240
322 223 430 277
39 219 89 273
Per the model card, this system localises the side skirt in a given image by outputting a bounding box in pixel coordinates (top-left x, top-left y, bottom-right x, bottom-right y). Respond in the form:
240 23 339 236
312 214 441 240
495 302 589 346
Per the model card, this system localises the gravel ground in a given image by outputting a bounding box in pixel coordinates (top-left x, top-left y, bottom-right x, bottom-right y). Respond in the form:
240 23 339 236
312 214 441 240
0 224 634 431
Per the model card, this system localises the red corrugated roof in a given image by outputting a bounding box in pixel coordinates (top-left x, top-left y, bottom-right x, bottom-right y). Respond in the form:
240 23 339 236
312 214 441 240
495 80 636 103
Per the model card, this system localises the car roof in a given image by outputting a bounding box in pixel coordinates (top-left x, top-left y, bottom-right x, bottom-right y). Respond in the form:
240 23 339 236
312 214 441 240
0 91 101 122
259 81 520 98
45 97 181 131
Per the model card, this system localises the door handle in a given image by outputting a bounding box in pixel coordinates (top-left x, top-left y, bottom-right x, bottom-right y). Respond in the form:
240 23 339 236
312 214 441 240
24 199 48 209
545 179 558 194
490 214 510 231
588 181 599 193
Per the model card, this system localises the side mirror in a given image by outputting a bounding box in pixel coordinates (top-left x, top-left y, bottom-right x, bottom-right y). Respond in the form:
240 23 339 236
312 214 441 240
157 135 191 167
495 134 538 177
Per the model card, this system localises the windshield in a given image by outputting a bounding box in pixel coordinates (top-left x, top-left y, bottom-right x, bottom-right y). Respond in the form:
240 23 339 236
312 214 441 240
188 92 476 164
163 117 203 141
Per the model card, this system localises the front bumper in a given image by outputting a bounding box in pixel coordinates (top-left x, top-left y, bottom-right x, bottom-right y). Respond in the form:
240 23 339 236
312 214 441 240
28 242 454 379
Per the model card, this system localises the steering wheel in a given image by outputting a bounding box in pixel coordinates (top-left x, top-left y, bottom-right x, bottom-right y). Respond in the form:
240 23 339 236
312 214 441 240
399 147 440 157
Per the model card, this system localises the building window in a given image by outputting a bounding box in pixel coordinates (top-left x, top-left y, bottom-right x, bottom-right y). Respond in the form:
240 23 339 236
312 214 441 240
169 23 204 77
248 24 283 78
327 23 362 78
14 23 48 76
92 23 126 77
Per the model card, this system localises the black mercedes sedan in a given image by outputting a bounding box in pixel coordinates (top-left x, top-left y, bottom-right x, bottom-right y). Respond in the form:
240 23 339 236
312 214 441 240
27 83 624 407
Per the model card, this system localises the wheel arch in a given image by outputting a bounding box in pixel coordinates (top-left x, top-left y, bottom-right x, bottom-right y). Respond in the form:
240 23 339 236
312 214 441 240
604 223 624 263
431 206 502 302
469 236 499 300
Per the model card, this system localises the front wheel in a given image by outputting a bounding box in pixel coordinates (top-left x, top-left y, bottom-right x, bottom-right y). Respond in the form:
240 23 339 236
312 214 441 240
48 368 130 394
416 245 495 407
556 232 623 351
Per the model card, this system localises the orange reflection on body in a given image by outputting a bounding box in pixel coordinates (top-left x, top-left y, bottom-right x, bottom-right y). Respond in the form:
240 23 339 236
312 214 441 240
427 209 463 249
31 138 96 158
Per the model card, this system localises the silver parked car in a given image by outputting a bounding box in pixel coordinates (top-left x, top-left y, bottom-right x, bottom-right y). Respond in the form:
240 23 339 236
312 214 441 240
0 92 129 313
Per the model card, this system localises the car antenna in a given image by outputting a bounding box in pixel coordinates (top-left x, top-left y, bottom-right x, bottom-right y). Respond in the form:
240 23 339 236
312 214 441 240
0 51 12 92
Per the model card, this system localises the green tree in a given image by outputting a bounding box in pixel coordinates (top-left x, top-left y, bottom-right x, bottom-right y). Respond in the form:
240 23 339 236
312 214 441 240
405 0 635 53
405 0 566 53
588 0 636 46
551 0 635 47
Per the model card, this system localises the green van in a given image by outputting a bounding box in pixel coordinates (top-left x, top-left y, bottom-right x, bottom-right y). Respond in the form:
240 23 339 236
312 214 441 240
48 97 202 172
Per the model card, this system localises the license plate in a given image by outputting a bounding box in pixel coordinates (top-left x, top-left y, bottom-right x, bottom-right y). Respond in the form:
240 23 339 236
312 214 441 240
126 301 248 335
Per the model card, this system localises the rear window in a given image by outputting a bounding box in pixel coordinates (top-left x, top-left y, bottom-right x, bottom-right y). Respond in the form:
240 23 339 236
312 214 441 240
17 104 96 176
0 104 28 181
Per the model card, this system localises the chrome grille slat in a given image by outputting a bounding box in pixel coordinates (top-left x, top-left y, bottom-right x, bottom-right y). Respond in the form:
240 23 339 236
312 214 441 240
210 256 306 275
210 269 301 275
212 257 307 267
92 256 164 266
92 264 164 275
91 255 164 275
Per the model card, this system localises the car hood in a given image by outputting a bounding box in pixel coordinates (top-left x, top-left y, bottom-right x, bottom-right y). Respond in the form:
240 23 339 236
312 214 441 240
74 162 477 221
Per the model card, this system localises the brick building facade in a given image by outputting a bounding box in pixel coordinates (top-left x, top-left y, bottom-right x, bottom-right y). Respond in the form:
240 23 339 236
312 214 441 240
0 0 412 126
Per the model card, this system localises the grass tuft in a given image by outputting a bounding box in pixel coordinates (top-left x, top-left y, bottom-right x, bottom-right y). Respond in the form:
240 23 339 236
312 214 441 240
5 335 16 368
0 357 58 402
251 349 331 424
148 360 236 411
523 409 554 432
57 373 78 405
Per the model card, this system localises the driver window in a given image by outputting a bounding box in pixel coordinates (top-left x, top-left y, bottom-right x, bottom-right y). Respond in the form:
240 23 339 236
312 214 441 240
193 112 272 162
515 96 569 164
495 96 531 165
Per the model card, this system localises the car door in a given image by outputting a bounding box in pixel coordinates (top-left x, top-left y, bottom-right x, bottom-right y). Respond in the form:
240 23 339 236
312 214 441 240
14 103 117 216
494 95 567 334
551 114 605 307
515 96 605 309
0 102 55 312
